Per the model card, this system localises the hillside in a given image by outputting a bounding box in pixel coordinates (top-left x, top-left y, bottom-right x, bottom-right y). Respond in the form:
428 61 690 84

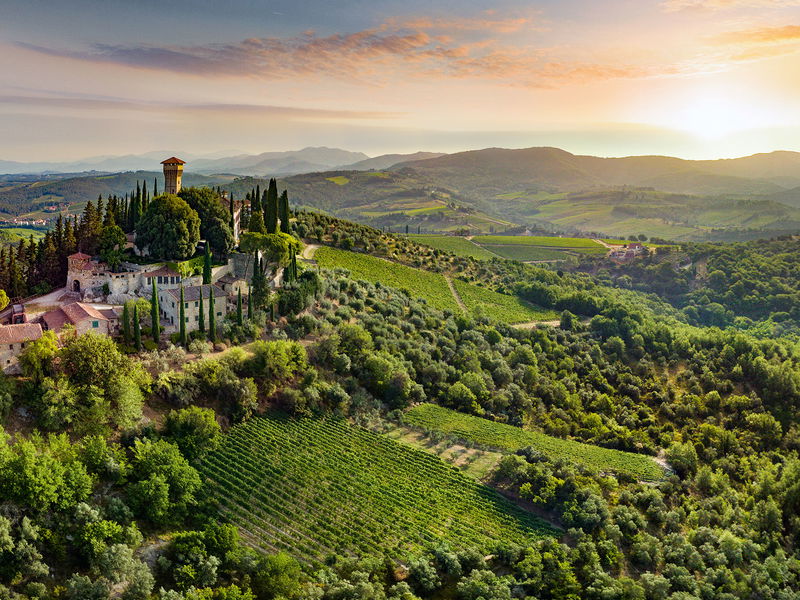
339 151 447 171
396 146 790 196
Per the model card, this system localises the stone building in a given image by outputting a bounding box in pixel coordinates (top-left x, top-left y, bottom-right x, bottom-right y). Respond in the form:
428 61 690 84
0 322 43 374
41 302 117 336
158 284 229 332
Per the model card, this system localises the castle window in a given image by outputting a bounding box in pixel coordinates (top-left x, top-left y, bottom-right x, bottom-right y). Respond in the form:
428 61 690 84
92 321 98 328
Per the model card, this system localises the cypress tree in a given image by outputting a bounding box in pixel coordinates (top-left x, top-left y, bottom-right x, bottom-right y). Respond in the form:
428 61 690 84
199 285 206 333
179 286 187 347
122 301 131 343
153 177 158 197
266 179 278 233
248 210 266 234
279 189 290 234
202 243 212 284
237 288 243 326
208 287 217 343
248 288 253 319
151 278 160 342
142 180 148 213
133 304 142 352
229 193 235 232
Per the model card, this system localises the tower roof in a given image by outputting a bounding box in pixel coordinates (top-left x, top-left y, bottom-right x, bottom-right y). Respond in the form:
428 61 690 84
161 157 186 165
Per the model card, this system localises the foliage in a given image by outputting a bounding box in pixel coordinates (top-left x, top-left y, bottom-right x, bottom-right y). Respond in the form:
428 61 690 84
136 194 201 260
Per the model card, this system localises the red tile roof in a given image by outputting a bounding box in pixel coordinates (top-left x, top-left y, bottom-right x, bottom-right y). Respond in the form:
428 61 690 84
0 323 42 344
42 302 109 332
68 252 92 260
161 157 186 165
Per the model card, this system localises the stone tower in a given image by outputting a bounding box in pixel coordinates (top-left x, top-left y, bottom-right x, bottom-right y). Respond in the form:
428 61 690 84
161 157 186 195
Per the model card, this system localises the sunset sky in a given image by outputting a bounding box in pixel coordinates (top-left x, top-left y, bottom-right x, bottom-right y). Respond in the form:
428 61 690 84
2 0 800 161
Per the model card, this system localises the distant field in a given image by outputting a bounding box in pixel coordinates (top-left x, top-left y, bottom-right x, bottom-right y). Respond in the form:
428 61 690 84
0 227 46 242
410 235 497 260
480 245 572 261
315 246 460 313
404 404 665 481
326 176 350 185
199 416 554 565
473 235 603 248
453 279 558 324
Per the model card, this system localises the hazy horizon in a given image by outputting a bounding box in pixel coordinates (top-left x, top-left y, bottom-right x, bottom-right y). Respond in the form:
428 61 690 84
3 0 800 162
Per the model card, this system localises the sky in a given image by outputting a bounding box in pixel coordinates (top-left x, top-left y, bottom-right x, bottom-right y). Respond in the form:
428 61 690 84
1 0 800 161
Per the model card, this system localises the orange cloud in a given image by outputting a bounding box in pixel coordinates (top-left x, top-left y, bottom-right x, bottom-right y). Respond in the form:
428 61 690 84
662 0 800 11
714 24 800 43
16 14 665 89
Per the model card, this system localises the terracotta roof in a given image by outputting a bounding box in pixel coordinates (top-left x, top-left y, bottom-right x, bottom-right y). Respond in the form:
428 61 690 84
42 302 109 332
167 284 227 302
68 252 92 260
142 266 181 278
161 157 186 165
0 323 42 344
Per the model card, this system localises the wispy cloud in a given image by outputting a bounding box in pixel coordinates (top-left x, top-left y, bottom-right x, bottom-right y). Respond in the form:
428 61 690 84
661 0 800 11
714 24 800 43
0 94 398 120
15 14 656 89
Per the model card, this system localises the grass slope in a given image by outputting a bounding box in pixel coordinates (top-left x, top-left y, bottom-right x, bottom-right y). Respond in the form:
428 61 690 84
409 235 497 260
315 246 459 312
199 416 554 565
453 279 558 324
473 235 603 248
479 246 572 261
404 404 664 481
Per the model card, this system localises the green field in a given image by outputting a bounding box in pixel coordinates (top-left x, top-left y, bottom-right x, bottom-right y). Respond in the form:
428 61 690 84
199 416 554 565
326 176 350 185
0 227 46 243
404 404 664 481
480 245 572 261
473 235 604 249
453 279 558 324
410 235 497 260
316 246 460 312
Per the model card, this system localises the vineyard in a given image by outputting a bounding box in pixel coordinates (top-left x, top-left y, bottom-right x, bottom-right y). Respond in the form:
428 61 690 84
409 234 497 260
477 245 572 262
472 235 607 255
198 416 554 566
403 404 665 481
316 247 557 324
315 246 460 312
453 279 558 324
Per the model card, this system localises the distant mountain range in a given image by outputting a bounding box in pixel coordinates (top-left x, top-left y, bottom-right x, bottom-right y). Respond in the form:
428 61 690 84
4 145 800 241
393 147 800 196
0 147 443 177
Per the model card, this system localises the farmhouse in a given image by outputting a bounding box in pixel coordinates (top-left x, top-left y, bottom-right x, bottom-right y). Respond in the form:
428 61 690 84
41 302 118 336
158 284 229 332
0 322 43 373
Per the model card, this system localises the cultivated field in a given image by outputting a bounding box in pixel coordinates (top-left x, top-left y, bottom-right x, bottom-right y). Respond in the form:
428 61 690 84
315 246 460 312
453 279 558 324
472 235 605 249
403 404 664 481
199 416 554 565
410 234 497 260
478 245 572 262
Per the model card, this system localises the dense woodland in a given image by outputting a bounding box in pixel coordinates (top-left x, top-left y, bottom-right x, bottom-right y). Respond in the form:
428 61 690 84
0 190 798 598
572 236 800 336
